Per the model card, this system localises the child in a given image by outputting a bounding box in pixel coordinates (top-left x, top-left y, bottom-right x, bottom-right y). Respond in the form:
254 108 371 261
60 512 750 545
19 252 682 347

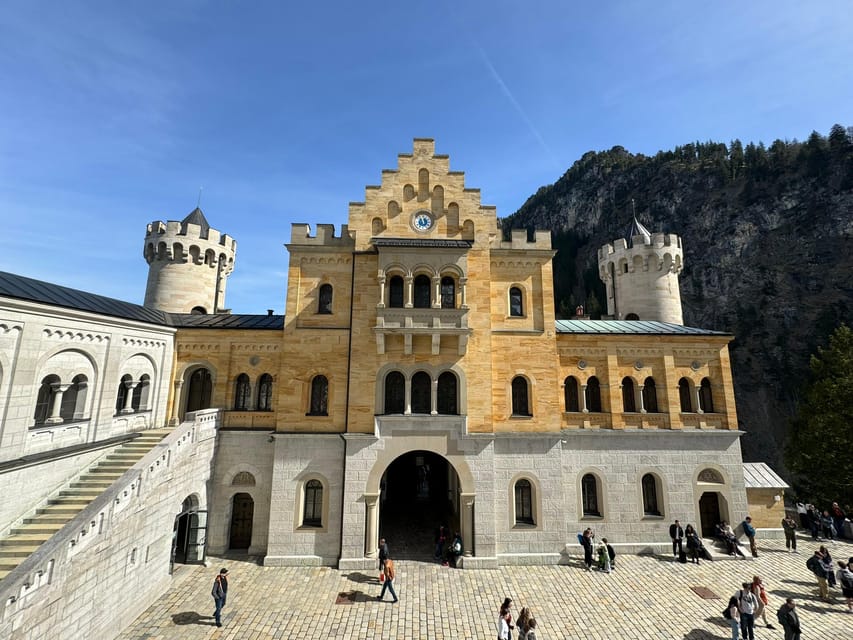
603 537 616 569
597 539 611 573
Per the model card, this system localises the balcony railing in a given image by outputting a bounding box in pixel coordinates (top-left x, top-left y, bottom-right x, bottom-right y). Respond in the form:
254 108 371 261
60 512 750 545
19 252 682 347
374 308 471 355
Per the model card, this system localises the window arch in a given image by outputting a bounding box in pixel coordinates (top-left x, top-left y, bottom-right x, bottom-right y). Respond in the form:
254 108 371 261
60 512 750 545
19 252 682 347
308 375 328 416
302 479 323 527
318 284 333 314
437 371 458 415
564 376 580 412
581 473 601 517
132 374 150 412
389 276 404 308
191 306 207 315
33 374 60 424
234 373 251 410
514 479 534 525
186 368 213 413
509 286 523 317
411 371 431 414
678 378 693 412
621 377 636 412
511 376 531 416
413 274 431 308
641 473 661 516
232 471 256 486
440 276 455 309
257 374 273 411
625 313 640 320
699 378 714 412
585 377 602 412
116 374 132 413
643 377 658 413
384 372 405 414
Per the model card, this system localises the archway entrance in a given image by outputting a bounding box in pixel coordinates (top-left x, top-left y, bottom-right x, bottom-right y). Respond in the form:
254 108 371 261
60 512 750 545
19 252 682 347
185 367 212 414
171 495 207 572
378 451 460 561
229 492 254 550
698 492 721 537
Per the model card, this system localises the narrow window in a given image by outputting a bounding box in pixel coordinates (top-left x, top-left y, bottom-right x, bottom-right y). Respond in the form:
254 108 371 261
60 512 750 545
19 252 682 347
564 376 580 412
132 374 150 412
257 374 273 411
699 378 714 413
384 372 405 414
234 373 251 411
582 474 600 516
309 375 328 416
643 377 658 413
411 371 431 414
440 276 455 309
61 374 87 421
318 284 333 314
116 374 132 413
511 376 530 416
413 274 431 308
34 375 60 424
585 377 602 412
389 276 404 308
303 480 323 527
678 378 692 412
186 368 213 413
642 473 660 516
622 377 636 412
509 287 523 317
514 479 534 525
437 371 458 415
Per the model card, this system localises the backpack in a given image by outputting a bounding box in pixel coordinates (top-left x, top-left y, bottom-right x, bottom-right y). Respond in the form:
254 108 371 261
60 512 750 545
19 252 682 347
577 532 584 547
841 571 853 590
722 606 732 620
806 555 824 577
776 605 787 626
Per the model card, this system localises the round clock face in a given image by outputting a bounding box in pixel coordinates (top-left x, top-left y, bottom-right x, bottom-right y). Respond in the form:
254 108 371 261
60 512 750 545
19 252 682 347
412 211 433 232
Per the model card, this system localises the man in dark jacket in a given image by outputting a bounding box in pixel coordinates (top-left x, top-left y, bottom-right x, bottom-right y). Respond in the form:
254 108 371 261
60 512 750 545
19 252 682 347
777 598 801 640
742 516 758 557
378 538 389 572
669 520 684 559
211 567 229 628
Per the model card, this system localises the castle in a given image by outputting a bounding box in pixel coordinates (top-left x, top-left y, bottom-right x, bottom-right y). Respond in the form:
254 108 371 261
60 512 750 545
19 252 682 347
0 139 787 639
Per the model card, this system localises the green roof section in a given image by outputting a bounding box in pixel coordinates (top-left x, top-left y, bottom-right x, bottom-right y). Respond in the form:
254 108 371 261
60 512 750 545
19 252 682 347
555 319 728 336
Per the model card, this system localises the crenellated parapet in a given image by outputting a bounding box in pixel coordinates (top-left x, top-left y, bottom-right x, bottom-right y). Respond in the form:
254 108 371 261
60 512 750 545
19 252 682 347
288 224 356 247
494 228 553 251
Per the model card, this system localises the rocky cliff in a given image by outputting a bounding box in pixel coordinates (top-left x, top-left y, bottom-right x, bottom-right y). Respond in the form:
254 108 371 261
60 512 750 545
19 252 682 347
503 126 853 472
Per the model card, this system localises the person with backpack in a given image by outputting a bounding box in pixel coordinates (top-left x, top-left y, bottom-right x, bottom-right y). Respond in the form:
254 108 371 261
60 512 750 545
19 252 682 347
723 595 740 640
836 561 853 612
776 598 801 640
751 575 774 629
806 549 830 600
734 581 758 640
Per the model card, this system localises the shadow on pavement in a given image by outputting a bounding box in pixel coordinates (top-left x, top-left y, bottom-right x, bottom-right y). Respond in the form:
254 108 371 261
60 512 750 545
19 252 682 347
171 611 215 626
683 630 729 640
345 572 379 584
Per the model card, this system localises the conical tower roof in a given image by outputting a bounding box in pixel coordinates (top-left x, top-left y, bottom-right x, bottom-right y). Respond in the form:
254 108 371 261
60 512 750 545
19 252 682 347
624 214 651 247
181 207 211 239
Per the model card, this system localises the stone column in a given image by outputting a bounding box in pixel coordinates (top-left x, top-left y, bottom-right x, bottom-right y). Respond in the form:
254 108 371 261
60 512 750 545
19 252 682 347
432 276 441 308
580 384 588 413
46 383 71 424
638 384 647 414
120 381 139 414
404 377 412 415
404 276 413 309
377 273 386 308
364 493 380 558
460 277 468 309
694 386 704 414
169 380 184 426
430 377 438 415
460 493 475 556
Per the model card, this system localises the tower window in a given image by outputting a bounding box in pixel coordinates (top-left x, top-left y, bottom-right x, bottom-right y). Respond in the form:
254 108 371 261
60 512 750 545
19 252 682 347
509 287 523 317
642 473 661 516
582 473 601 517
514 479 534 525
440 276 456 309
413 275 431 308
308 375 328 416
303 479 323 527
389 276 404 308
511 376 531 416
318 284 333 314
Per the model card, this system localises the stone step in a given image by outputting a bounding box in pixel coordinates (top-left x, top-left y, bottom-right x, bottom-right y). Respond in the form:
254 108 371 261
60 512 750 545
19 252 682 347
24 514 70 525
70 479 114 488
88 465 132 473
37 504 85 516
11 522 65 536
105 453 144 461
57 490 101 500
0 534 51 547
0 546 40 559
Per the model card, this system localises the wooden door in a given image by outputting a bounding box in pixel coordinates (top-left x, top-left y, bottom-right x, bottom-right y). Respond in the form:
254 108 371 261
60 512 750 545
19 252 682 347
229 493 254 549
698 492 720 537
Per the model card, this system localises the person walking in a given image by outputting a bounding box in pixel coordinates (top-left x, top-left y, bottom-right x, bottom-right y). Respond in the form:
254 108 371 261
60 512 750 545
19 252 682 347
378 537 389 573
806 549 830 600
525 618 538 640
377 556 398 603
498 597 514 640
685 524 701 564
782 514 798 552
751 575 774 629
735 581 758 640
776 598 801 640
515 606 531 640
830 502 847 539
211 567 229 628
669 519 684 559
581 528 594 571
724 595 740 640
837 561 853 613
742 516 758 557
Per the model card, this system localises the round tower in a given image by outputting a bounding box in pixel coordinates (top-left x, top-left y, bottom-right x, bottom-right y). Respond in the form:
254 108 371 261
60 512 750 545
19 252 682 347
597 216 684 324
143 208 236 314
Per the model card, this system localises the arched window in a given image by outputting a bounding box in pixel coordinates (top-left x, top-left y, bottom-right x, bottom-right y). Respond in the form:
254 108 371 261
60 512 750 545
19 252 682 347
116 374 132 413
411 371 431 414
564 376 580 412
625 313 640 321
643 377 658 413
61 374 87 421
440 276 455 309
585 377 602 412
514 479 534 525
384 372 405 414
186 368 213 413
642 473 661 516
257 374 273 411
509 287 523 317
622 377 636 412
191 306 207 315
234 373 251 410
318 284 333 314
389 276 404 308
511 376 530 416
699 378 714 412
232 471 256 486
413 274 431 308
33 374 60 424
437 371 458 415
132 374 150 412
303 480 323 527
582 473 601 516
309 375 328 416
678 378 692 412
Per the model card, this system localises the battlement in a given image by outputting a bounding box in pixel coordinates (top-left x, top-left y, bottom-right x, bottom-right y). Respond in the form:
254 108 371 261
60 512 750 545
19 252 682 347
598 232 682 262
145 220 236 252
495 228 552 250
289 223 356 247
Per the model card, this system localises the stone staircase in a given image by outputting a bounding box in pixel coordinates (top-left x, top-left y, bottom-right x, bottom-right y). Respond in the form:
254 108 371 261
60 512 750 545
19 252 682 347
0 429 171 581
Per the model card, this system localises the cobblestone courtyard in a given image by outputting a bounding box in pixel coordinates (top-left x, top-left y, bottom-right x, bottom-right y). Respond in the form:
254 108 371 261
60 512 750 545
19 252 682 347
118 536 852 639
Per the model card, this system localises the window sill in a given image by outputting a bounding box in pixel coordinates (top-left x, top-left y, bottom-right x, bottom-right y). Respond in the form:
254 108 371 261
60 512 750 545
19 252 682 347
642 514 665 520
510 414 533 419
296 524 326 533
581 514 603 521
305 413 329 417
29 418 91 431
512 522 538 530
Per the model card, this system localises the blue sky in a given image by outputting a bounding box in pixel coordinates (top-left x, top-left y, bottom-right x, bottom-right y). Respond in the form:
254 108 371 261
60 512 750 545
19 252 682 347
1 1 850 314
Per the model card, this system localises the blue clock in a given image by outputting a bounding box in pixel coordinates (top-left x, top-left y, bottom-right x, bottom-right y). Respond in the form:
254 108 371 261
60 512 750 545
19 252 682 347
413 211 433 232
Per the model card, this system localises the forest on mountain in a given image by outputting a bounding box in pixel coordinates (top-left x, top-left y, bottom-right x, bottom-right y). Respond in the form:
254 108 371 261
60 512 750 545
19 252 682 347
502 124 853 475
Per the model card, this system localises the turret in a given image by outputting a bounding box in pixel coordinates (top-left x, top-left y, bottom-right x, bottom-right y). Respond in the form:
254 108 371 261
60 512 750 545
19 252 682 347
597 216 684 324
142 208 236 314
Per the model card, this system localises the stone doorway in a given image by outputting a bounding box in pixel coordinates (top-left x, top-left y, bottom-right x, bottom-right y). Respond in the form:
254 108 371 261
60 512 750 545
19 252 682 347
698 492 721 537
229 492 254 550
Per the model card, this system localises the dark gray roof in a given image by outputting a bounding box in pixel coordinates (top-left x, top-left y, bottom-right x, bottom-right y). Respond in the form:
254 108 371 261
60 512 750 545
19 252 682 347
555 319 729 336
625 215 652 247
372 238 473 249
181 207 211 238
0 271 283 329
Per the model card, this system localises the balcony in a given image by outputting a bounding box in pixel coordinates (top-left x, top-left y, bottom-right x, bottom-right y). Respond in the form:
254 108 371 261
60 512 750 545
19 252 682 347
374 308 472 355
